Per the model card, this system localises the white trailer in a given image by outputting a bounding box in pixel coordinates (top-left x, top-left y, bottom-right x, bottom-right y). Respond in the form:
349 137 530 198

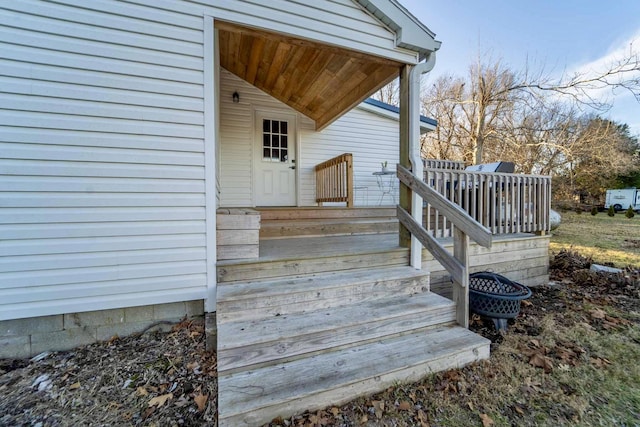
605 188 640 212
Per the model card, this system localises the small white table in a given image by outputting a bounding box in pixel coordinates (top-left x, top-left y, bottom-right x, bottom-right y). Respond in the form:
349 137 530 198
372 170 396 205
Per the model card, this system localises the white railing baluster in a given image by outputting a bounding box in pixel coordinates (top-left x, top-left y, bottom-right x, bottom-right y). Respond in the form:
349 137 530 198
424 167 551 235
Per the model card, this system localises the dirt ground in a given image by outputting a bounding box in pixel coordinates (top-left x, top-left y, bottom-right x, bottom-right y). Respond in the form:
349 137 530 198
1 250 639 427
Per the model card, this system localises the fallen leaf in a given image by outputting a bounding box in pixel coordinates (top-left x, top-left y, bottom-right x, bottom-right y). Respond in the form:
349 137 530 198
148 393 173 408
521 299 533 306
194 393 207 412
590 308 606 319
360 415 368 423
514 405 525 415
372 400 384 419
69 381 81 390
529 353 553 372
330 407 340 416
136 386 149 396
142 406 155 420
398 401 412 411
417 408 430 427
590 357 612 368
467 402 475 411
480 413 494 427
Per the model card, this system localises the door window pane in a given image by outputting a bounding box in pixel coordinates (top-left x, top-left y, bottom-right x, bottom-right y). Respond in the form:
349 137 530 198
262 119 290 163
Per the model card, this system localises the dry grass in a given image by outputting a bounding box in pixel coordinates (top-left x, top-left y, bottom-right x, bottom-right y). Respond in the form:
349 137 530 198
550 210 640 267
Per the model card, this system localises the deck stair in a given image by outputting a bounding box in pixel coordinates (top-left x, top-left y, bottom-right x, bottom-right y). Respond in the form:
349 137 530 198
258 207 398 239
216 234 491 426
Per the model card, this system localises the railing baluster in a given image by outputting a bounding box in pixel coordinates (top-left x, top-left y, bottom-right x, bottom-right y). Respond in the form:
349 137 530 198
421 165 551 235
314 153 354 207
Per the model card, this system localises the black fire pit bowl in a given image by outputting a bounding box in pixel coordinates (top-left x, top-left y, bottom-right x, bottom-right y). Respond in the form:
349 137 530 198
469 272 532 331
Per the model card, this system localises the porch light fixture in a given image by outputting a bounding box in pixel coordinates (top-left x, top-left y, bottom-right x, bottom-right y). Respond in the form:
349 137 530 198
232 91 240 103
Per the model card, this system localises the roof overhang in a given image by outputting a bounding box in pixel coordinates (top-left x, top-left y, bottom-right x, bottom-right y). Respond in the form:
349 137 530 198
354 0 442 60
215 1 440 130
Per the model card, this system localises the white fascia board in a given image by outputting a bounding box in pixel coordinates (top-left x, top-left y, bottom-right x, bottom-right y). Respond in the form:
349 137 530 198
354 0 442 59
357 102 435 134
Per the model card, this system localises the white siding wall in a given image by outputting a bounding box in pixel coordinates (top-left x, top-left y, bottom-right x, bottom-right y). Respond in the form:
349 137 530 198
219 70 400 207
299 110 400 207
130 0 411 63
0 1 209 321
218 70 290 207
0 0 410 321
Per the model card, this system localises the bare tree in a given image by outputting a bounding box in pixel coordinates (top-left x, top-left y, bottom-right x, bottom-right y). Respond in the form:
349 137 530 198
371 78 399 106
422 45 640 166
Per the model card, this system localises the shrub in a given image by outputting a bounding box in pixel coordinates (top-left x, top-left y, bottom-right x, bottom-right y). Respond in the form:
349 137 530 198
590 206 598 216
626 205 635 219
608 206 615 217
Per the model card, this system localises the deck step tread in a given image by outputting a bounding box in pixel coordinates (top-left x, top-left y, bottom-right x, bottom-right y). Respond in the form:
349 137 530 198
217 266 427 301
217 267 429 322
218 325 490 425
258 207 396 220
260 218 398 239
261 218 398 228
217 292 455 371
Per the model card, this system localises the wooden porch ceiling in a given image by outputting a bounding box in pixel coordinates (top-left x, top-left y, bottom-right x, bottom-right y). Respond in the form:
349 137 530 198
216 21 403 130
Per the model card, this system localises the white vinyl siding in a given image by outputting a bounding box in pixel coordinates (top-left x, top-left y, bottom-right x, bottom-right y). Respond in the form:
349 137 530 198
219 69 292 207
299 110 400 206
218 70 400 207
129 0 411 63
0 1 206 320
0 0 413 321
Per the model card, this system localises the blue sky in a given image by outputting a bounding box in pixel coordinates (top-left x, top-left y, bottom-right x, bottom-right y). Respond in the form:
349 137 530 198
399 0 640 136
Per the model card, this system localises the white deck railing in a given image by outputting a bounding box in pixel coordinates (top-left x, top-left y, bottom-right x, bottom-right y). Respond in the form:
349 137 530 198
424 169 552 236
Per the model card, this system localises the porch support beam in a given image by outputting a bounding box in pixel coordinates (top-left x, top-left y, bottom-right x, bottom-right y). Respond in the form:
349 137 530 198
398 54 436 258
398 64 412 249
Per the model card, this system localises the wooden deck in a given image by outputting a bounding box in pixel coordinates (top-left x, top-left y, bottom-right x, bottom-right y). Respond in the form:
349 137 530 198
215 207 548 426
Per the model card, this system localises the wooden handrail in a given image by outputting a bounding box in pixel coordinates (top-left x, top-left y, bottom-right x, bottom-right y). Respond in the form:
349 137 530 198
315 153 354 207
398 166 492 248
397 164 492 328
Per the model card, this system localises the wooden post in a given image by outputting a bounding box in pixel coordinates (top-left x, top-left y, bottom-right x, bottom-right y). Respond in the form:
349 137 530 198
452 226 469 328
398 64 412 248
346 154 354 207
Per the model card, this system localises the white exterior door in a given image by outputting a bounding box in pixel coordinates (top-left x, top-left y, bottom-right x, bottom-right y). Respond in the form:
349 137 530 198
254 111 297 206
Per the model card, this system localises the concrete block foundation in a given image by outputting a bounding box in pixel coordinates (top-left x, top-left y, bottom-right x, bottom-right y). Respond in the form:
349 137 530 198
0 300 206 359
